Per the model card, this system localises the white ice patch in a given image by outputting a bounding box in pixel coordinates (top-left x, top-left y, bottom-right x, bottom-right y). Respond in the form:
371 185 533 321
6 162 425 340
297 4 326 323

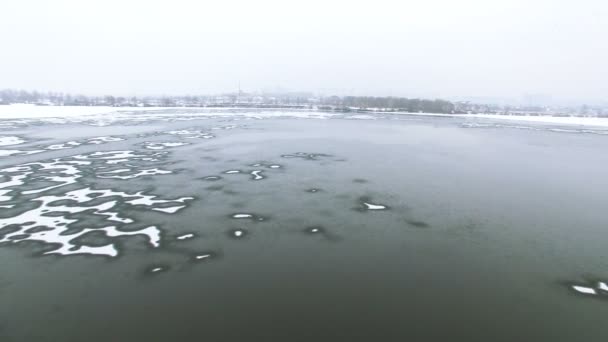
363 202 387 210
572 286 597 295
97 168 172 180
0 154 193 257
250 170 264 180
195 254 211 260
224 170 240 174
165 130 214 139
88 136 124 144
106 158 129 164
0 187 166 257
176 233 194 240
152 205 187 214
0 136 25 146
144 142 189 150
346 115 376 120
232 214 253 219
0 185 187 256
75 150 146 160
47 141 81 150
598 282 608 292
0 149 44 157
20 161 82 194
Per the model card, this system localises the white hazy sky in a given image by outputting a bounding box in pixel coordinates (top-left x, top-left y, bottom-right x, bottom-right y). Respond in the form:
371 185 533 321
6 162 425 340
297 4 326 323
1 0 606 102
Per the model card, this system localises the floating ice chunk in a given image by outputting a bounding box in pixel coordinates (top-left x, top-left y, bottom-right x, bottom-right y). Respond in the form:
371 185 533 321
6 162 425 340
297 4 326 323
233 230 244 237
88 136 124 144
176 233 194 240
232 213 253 219
166 130 198 135
85 156 127 164
572 285 597 295
202 176 221 181
47 141 81 150
268 165 281 169
97 168 172 180
152 205 186 214
363 202 387 210
0 136 25 146
101 168 131 174
250 170 264 180
224 170 240 174
1 166 31 173
0 150 25 157
22 174 79 194
76 150 145 160
598 282 608 292
144 142 189 150
195 254 211 260
150 267 164 273
126 194 193 206
49 243 119 257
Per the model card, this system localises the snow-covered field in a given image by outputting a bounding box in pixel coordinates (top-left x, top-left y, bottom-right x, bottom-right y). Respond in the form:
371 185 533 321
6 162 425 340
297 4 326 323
463 113 608 127
0 103 170 119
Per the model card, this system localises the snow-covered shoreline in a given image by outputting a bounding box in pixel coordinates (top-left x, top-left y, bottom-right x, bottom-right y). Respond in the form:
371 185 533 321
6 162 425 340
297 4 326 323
0 104 172 119
461 113 608 128
2 104 608 128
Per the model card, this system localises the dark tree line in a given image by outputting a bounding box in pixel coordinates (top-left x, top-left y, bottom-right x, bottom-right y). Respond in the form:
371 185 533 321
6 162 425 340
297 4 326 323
320 96 455 113
0 89 457 113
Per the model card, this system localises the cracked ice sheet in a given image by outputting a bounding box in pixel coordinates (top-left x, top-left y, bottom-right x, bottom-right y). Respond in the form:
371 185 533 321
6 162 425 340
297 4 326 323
0 187 193 257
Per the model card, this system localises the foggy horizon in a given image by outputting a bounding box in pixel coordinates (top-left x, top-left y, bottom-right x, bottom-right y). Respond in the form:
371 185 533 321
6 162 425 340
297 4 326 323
1 0 607 105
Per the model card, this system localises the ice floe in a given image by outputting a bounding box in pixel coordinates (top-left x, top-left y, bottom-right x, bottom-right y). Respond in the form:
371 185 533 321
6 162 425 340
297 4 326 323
572 286 597 295
47 141 81 150
88 136 124 144
362 202 387 210
250 170 264 180
97 168 172 180
570 281 608 297
232 213 253 219
0 150 194 257
0 136 25 146
176 233 194 240
231 229 245 238
143 142 189 150
0 149 44 157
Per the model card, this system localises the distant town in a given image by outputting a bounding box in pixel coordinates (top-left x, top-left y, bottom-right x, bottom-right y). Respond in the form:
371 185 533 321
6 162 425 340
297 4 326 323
0 89 605 117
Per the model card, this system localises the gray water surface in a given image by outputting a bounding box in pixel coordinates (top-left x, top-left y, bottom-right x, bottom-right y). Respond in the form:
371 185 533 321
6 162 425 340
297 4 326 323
1 111 608 341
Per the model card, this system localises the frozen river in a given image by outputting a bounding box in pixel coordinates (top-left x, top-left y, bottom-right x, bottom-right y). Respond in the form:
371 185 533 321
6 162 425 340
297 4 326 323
1 108 608 341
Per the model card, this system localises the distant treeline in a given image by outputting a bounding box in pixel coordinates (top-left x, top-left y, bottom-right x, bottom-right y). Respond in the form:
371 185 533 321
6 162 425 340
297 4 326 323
320 96 455 113
0 88 458 113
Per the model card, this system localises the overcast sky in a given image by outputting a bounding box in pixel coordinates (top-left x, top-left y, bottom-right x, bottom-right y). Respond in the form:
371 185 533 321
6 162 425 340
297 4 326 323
1 0 606 103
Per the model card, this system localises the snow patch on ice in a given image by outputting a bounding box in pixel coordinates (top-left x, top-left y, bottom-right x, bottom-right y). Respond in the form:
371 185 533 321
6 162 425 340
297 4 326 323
0 136 25 146
572 286 597 295
363 202 387 210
